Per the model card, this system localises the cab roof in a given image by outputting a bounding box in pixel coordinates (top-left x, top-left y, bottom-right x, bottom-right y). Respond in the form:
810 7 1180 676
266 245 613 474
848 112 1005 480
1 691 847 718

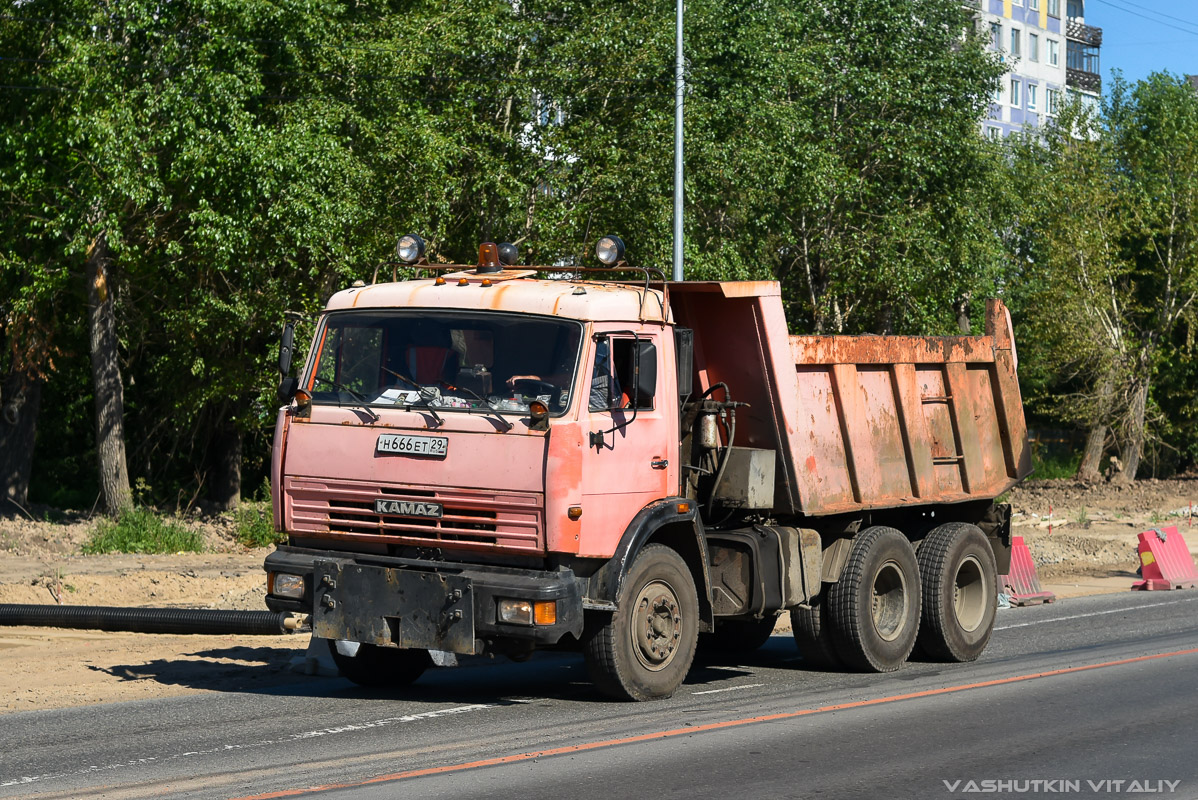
326 271 672 324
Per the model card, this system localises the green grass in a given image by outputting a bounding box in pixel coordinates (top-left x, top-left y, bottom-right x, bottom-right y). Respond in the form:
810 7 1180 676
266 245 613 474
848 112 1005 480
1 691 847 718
1031 448 1082 480
234 502 285 548
82 507 205 555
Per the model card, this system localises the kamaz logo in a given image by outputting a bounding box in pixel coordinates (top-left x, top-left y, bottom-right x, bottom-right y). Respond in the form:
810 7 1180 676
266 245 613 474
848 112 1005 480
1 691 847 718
374 499 443 518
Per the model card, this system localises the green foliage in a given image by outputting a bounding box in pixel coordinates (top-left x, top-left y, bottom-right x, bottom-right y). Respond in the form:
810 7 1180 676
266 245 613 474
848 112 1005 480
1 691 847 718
1030 448 1082 481
82 507 205 554
234 502 283 549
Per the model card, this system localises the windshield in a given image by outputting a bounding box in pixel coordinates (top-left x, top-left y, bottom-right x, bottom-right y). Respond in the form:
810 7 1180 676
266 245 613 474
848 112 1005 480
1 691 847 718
307 310 584 416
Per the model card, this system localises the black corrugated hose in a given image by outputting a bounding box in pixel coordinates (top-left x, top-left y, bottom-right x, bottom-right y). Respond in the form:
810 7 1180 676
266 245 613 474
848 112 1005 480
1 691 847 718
0 604 301 635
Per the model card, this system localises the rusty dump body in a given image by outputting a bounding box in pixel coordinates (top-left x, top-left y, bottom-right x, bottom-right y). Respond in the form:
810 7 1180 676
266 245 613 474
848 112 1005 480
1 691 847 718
669 281 1032 518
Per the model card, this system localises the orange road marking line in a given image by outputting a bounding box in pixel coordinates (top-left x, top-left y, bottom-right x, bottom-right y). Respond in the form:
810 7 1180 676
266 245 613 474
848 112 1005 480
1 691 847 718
234 646 1198 799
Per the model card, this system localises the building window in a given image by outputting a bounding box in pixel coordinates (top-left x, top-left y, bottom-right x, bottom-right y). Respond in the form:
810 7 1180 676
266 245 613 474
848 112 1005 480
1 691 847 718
1067 0 1084 19
1048 0 1060 16
1048 39 1060 66
1010 28 1021 58
1029 33 1039 62
1067 40 1100 74
1046 88 1059 115
1030 0 1039 9
990 22 1002 50
1028 84 1038 111
987 126 1003 141
1011 79 1021 107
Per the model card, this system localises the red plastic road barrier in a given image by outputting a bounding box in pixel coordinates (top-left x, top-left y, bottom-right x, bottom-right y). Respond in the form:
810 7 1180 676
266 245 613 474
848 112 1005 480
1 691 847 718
1001 535 1056 606
1132 526 1198 591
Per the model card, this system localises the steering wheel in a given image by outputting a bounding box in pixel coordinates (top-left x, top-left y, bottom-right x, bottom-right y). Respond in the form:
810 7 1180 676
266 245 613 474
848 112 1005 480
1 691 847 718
511 379 557 398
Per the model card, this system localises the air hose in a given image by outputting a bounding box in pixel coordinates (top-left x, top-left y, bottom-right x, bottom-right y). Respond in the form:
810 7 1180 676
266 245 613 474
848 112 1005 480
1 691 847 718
0 604 303 635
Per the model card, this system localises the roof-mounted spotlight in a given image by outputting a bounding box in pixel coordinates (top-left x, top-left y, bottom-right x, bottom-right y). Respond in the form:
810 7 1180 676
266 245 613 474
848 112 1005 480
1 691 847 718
498 242 519 267
595 235 626 266
396 234 426 265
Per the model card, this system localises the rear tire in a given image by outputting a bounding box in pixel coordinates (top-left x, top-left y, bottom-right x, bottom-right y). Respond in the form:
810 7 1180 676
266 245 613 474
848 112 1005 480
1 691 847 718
583 544 699 701
827 526 920 672
915 522 997 662
790 594 842 669
701 616 778 653
326 640 430 687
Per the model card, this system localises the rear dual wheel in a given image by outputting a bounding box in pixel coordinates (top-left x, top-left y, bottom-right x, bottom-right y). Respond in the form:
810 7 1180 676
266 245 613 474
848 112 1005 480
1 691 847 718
826 526 921 672
915 522 997 662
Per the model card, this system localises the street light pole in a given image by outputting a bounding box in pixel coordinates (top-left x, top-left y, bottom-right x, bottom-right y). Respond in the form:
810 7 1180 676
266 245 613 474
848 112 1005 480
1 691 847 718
672 0 684 282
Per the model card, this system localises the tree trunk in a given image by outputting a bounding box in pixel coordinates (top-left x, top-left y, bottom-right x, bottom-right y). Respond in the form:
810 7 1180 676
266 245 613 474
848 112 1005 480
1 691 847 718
1076 423 1107 482
87 231 132 513
1115 378 1150 485
1076 372 1115 482
208 416 242 511
0 370 42 510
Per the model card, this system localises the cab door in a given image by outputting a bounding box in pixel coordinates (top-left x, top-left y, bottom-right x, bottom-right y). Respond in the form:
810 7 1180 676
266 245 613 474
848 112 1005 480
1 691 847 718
577 326 677 557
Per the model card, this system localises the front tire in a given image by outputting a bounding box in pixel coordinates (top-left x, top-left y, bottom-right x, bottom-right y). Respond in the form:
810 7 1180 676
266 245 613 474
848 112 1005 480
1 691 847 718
326 640 430 688
827 526 921 672
915 522 997 662
584 544 699 701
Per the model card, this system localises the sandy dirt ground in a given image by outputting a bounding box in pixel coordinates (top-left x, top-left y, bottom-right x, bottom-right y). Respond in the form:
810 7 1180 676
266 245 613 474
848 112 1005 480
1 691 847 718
2 476 1196 714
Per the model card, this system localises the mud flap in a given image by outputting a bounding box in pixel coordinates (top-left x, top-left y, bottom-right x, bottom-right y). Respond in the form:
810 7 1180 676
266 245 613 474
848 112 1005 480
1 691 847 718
312 560 477 655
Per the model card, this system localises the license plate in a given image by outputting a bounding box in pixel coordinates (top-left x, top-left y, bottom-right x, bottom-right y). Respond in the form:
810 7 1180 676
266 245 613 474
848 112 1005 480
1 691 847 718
374 498 443 518
376 434 448 457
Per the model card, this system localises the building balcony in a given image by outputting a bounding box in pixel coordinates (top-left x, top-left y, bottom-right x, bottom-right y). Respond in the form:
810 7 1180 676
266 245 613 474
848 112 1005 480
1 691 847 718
1067 67 1102 93
1066 20 1103 46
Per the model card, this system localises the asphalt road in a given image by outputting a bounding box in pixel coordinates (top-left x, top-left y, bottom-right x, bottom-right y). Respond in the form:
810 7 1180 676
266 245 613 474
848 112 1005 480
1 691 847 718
2 590 1197 800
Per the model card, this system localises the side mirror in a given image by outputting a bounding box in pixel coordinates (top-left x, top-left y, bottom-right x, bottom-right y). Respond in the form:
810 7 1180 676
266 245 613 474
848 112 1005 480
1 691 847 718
277 375 298 405
278 319 296 375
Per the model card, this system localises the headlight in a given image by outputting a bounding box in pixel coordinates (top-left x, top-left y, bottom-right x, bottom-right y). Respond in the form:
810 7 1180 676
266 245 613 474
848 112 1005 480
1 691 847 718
271 572 305 599
497 599 557 626
396 233 426 264
595 235 625 266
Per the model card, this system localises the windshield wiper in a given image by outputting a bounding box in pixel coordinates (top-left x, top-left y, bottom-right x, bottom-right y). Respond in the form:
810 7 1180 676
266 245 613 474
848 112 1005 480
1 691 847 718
313 377 380 422
379 366 443 425
438 380 515 432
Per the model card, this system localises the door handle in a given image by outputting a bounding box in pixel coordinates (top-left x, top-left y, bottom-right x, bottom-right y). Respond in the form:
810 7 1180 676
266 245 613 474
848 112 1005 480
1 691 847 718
651 458 668 469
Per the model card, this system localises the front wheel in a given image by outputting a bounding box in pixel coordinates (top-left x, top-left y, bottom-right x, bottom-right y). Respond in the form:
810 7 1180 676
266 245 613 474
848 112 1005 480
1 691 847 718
326 639 430 688
584 544 699 701
826 526 921 672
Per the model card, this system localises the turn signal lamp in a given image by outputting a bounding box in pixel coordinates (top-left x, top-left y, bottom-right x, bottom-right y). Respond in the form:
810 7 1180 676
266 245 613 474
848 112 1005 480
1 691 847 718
534 601 557 625
595 234 625 266
676 501 691 514
270 572 305 599
396 234 426 264
294 388 312 411
568 505 583 521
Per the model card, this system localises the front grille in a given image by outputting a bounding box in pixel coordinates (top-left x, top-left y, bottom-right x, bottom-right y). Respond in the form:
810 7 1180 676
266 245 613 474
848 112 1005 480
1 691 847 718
286 478 543 553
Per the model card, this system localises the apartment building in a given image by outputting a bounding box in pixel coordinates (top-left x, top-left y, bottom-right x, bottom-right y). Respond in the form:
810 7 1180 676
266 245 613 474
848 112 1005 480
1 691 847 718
971 0 1102 138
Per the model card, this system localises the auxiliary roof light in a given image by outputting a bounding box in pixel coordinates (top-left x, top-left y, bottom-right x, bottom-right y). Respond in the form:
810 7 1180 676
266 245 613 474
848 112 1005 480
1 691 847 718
498 242 519 266
595 235 625 266
396 233 426 264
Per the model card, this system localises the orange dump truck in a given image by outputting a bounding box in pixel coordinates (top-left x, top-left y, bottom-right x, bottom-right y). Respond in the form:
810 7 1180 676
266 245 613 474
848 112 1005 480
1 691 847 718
265 237 1031 700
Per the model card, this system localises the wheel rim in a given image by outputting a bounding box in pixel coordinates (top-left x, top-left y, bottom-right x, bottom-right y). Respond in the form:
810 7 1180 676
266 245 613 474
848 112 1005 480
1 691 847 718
953 555 988 632
632 579 683 672
871 560 909 642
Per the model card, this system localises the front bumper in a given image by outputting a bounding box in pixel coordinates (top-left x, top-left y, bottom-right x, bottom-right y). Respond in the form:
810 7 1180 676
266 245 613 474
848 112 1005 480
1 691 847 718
264 546 584 654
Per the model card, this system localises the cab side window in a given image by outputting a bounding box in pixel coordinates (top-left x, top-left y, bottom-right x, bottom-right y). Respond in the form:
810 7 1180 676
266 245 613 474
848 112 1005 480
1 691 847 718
589 337 656 411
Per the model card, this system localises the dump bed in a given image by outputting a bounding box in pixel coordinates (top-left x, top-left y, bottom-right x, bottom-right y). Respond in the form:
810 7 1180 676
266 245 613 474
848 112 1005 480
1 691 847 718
669 281 1031 517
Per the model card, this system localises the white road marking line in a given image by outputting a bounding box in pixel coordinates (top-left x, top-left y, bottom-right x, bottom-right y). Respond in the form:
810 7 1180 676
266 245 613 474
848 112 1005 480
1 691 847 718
0 703 498 789
994 595 1198 630
692 683 764 695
